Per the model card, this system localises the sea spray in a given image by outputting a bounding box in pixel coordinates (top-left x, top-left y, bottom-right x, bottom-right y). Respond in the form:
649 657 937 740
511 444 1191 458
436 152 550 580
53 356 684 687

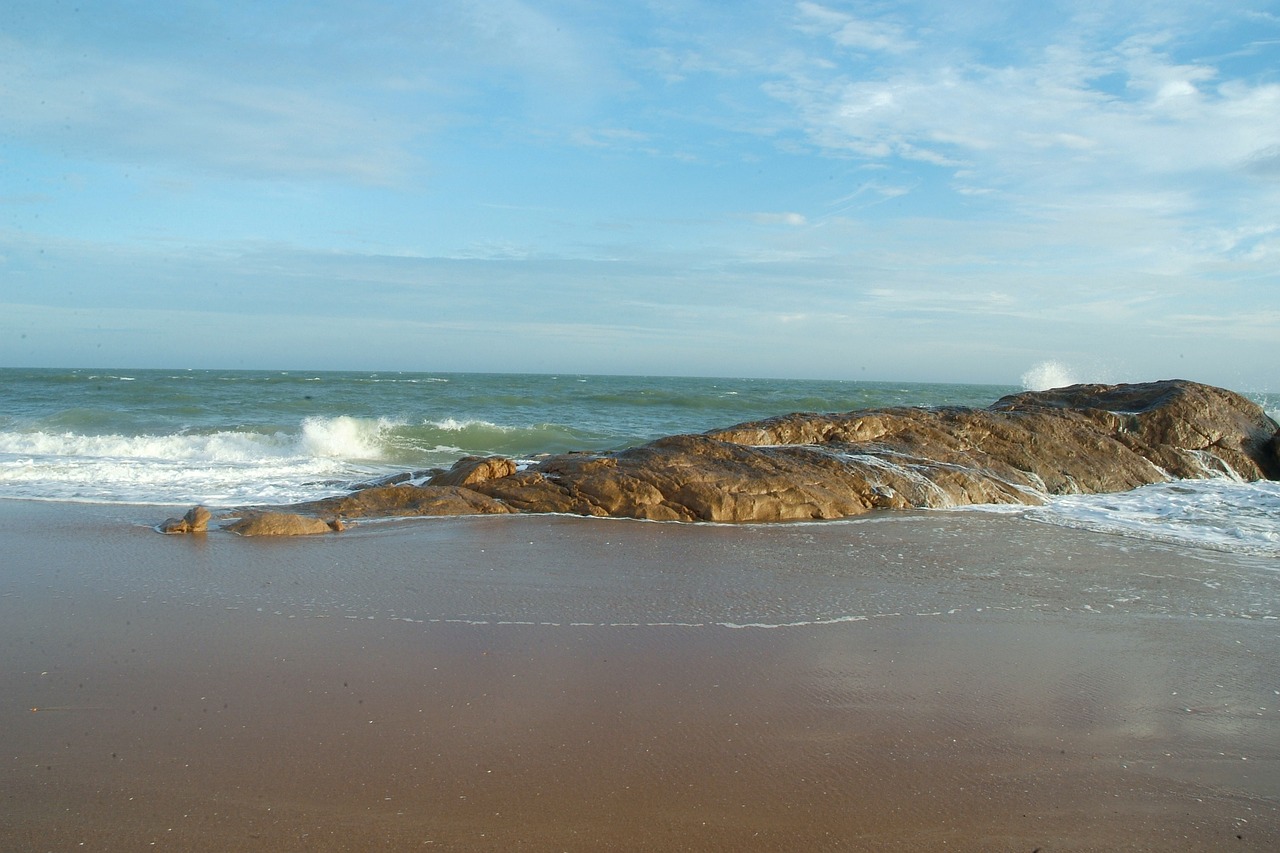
299 415 396 460
1019 359 1125 392
1021 361 1079 391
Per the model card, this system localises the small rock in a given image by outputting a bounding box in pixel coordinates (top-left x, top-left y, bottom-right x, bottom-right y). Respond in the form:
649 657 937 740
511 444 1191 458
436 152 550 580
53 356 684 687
225 512 335 537
158 505 211 534
427 456 518 487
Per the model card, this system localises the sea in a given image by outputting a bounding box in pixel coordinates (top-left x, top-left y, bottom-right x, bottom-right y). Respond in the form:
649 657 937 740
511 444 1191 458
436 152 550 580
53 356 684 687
1 366 1277 558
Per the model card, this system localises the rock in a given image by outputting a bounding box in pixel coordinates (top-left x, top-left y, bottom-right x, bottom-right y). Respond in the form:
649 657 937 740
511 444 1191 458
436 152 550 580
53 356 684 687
155 379 1280 531
225 512 337 537
158 505 211 534
460 379 1275 523
187 505 213 530
427 456 519 487
470 470 601 516
344 470 439 490
988 381 1280 481
295 484 515 520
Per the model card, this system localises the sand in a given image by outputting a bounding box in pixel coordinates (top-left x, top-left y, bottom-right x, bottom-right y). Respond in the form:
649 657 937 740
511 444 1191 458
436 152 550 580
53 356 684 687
2 500 1277 851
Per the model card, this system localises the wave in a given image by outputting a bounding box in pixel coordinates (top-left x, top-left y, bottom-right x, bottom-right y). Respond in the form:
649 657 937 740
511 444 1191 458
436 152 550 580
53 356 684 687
299 415 396 460
0 415 625 506
0 424 365 506
958 478 1280 559
397 418 619 459
0 428 295 464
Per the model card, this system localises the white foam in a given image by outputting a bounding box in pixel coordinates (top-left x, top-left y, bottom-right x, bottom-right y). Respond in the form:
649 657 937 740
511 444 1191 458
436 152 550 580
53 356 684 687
300 415 396 460
837 451 960 508
0 429 291 464
0 419 398 506
431 417 510 433
1022 478 1280 557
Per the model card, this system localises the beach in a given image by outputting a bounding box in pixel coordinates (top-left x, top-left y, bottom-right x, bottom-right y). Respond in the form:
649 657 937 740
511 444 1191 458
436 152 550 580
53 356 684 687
3 500 1277 851
8 0 1280 844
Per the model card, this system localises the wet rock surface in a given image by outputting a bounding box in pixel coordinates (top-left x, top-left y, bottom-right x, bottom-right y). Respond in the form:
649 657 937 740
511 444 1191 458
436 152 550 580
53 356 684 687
225 512 344 537
158 505 212 534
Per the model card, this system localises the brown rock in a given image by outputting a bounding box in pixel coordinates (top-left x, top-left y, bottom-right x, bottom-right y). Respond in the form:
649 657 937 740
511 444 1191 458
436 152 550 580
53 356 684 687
158 505 212 534
988 380 1280 481
186 505 213 530
226 512 336 537
158 517 191 534
427 456 519 487
467 471 590 515
156 379 1280 530
462 379 1276 523
296 484 514 520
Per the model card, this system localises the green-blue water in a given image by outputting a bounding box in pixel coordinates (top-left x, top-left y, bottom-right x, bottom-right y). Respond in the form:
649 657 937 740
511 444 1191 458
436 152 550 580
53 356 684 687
0 368 1016 506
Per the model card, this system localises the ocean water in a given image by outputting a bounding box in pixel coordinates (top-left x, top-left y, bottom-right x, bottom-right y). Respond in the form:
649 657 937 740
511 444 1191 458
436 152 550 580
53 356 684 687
1 367 1277 556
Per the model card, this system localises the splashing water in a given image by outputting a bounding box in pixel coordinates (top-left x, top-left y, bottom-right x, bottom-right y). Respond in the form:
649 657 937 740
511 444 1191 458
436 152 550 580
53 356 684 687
1021 361 1080 391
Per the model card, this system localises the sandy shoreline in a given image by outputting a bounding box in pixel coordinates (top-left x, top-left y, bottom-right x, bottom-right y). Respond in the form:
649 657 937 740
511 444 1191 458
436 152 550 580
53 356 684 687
3 500 1277 850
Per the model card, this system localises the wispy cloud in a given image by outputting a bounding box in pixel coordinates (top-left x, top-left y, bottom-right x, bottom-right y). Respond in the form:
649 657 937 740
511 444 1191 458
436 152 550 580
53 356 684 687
1 1 1276 386
765 3 1280 216
0 0 622 182
0 38 416 182
795 1 919 55
749 212 808 226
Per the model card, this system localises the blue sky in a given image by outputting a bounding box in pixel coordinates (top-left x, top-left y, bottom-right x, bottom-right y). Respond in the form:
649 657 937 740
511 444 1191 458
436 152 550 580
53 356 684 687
1 0 1277 388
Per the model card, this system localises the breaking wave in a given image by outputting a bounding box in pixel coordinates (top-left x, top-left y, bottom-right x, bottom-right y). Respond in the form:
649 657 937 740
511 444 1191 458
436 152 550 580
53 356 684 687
0 415 621 506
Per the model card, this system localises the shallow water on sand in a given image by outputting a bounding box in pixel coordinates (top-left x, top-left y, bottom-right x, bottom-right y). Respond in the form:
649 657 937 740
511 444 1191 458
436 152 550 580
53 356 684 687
10 502 1278 630
4 502 1280 851
4 501 1279 850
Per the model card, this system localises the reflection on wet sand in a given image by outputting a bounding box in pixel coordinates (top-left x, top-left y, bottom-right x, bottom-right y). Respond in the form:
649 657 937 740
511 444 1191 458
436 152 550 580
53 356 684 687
1 502 1277 850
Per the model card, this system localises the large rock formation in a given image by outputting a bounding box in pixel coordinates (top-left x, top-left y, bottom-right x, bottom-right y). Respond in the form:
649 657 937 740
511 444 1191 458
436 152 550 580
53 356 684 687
162 380 1280 532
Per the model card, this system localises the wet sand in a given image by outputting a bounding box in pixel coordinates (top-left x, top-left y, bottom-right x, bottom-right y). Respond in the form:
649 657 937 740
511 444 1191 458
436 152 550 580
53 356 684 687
2 501 1278 851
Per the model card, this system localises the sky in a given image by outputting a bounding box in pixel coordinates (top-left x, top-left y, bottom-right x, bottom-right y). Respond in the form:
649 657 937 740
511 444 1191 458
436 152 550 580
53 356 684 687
1 1 1278 388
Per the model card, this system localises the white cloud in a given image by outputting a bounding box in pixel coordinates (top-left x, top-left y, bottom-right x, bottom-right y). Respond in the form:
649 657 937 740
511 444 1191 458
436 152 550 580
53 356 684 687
0 38 416 182
1 2 1275 386
765 5 1280 218
0 0 623 181
796 2 917 54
